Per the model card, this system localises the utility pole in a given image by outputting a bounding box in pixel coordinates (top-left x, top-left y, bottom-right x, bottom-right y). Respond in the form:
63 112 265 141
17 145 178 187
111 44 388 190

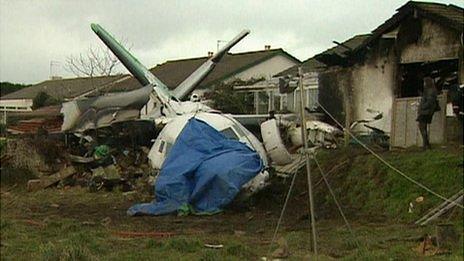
49 60 60 79
298 67 318 255
217 40 227 52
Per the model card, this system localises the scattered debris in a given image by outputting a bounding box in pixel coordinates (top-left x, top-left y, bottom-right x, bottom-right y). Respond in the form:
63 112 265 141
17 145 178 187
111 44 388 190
413 234 449 256
286 120 343 150
234 230 246 236
271 237 290 259
7 117 62 135
50 203 60 208
204 244 223 249
22 219 46 228
69 154 94 163
408 202 414 213
26 179 42 192
5 138 64 176
41 166 77 189
415 189 463 225
101 217 112 227
113 231 175 238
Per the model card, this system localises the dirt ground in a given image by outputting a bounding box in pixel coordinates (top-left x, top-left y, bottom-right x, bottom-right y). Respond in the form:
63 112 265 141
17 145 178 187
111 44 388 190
1 147 463 260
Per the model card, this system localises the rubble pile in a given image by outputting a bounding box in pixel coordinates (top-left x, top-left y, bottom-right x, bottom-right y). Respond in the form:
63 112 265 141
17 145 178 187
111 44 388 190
3 126 157 194
5 137 66 175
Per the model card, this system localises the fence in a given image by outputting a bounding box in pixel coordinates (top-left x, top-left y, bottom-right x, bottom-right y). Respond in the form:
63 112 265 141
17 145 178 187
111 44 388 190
390 92 447 148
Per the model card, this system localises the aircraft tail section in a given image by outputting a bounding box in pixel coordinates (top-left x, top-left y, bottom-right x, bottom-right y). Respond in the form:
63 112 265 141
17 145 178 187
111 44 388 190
91 23 172 103
211 29 250 63
172 29 250 100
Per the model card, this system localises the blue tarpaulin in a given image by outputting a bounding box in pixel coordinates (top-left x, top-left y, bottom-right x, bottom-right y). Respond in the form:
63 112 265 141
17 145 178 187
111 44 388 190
128 118 263 216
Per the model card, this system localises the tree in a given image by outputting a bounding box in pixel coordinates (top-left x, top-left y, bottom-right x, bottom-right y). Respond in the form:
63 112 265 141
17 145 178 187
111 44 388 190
64 45 123 77
0 82 30 97
209 78 262 114
32 91 59 109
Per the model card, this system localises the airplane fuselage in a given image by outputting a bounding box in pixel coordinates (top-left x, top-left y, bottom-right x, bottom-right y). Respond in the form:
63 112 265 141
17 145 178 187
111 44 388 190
148 110 269 196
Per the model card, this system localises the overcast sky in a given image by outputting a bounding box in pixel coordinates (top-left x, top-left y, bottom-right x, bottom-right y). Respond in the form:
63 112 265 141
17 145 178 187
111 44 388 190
0 0 462 84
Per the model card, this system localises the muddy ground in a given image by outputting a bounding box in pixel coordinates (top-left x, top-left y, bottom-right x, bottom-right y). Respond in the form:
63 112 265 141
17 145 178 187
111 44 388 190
1 147 463 260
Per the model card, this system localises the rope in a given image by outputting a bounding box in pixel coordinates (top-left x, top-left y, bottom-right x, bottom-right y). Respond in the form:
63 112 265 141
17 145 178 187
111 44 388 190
317 102 464 209
313 156 361 249
266 157 300 258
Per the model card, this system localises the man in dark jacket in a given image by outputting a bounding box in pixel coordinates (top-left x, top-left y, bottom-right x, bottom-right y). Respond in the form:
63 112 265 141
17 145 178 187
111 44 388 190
417 77 439 150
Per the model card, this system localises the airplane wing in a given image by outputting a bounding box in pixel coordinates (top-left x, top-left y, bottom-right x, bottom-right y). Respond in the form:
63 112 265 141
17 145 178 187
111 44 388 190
91 23 173 105
171 30 250 100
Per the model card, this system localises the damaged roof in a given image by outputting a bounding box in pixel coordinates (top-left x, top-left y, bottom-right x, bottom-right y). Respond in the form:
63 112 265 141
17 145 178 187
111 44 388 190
275 57 326 77
1 75 124 100
353 1 464 53
276 34 371 76
280 1 463 73
104 48 300 93
312 34 371 67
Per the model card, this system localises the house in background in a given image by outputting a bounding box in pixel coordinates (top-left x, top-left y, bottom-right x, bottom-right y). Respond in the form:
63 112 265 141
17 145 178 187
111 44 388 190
0 75 124 112
103 48 300 97
316 1 463 147
1 47 299 113
233 34 370 115
233 71 319 115
0 47 300 132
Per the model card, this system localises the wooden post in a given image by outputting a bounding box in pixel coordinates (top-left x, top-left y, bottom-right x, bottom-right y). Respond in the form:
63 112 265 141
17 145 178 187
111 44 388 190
298 67 317 255
343 86 352 147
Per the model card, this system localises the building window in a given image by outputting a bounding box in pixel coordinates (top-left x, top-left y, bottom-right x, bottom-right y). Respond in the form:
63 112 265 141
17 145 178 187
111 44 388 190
158 140 165 153
220 127 239 140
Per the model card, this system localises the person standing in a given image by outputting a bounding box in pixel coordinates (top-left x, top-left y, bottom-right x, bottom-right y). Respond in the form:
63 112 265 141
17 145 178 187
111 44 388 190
417 77 439 150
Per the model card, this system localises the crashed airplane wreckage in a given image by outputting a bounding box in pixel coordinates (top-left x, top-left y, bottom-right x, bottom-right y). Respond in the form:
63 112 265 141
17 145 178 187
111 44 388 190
61 24 278 216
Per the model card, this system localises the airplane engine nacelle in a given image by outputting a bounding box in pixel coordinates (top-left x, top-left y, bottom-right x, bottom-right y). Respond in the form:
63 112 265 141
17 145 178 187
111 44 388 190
260 119 293 166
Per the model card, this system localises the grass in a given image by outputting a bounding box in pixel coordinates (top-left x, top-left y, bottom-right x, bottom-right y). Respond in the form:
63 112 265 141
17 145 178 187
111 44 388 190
1 147 463 260
314 147 463 221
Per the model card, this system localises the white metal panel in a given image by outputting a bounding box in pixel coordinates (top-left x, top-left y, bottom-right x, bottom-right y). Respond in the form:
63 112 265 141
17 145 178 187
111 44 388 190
260 119 292 165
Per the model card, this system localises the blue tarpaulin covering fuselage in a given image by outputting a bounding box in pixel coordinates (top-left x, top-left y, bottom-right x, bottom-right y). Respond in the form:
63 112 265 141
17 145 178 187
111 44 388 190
128 118 263 216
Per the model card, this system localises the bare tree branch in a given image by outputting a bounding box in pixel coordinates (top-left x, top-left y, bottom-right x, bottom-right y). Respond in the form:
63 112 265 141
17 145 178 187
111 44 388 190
64 40 131 78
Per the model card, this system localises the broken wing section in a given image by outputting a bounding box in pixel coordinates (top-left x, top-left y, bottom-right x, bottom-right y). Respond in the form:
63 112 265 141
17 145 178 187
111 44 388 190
61 85 152 132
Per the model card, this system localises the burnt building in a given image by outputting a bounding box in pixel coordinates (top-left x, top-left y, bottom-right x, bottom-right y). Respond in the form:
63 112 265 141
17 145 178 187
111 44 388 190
317 1 463 147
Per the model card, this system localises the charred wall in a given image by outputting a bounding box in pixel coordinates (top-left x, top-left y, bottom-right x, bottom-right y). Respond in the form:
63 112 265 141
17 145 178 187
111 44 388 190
318 67 352 126
350 39 397 133
399 18 461 63
318 39 396 133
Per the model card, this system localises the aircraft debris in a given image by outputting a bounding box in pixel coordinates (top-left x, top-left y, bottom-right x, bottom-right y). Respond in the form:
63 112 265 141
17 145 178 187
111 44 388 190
413 234 450 256
113 231 175 238
127 118 264 216
26 179 42 192
26 166 77 192
286 120 343 149
80 23 270 213
61 85 152 133
271 237 290 259
204 244 224 249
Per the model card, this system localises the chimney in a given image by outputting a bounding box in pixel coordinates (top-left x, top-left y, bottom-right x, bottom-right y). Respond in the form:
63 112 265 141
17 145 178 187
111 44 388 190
264 45 271 50
207 51 214 57
50 76 63 80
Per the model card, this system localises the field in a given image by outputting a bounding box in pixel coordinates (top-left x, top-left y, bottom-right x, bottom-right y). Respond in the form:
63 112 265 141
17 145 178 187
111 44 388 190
1 147 463 260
